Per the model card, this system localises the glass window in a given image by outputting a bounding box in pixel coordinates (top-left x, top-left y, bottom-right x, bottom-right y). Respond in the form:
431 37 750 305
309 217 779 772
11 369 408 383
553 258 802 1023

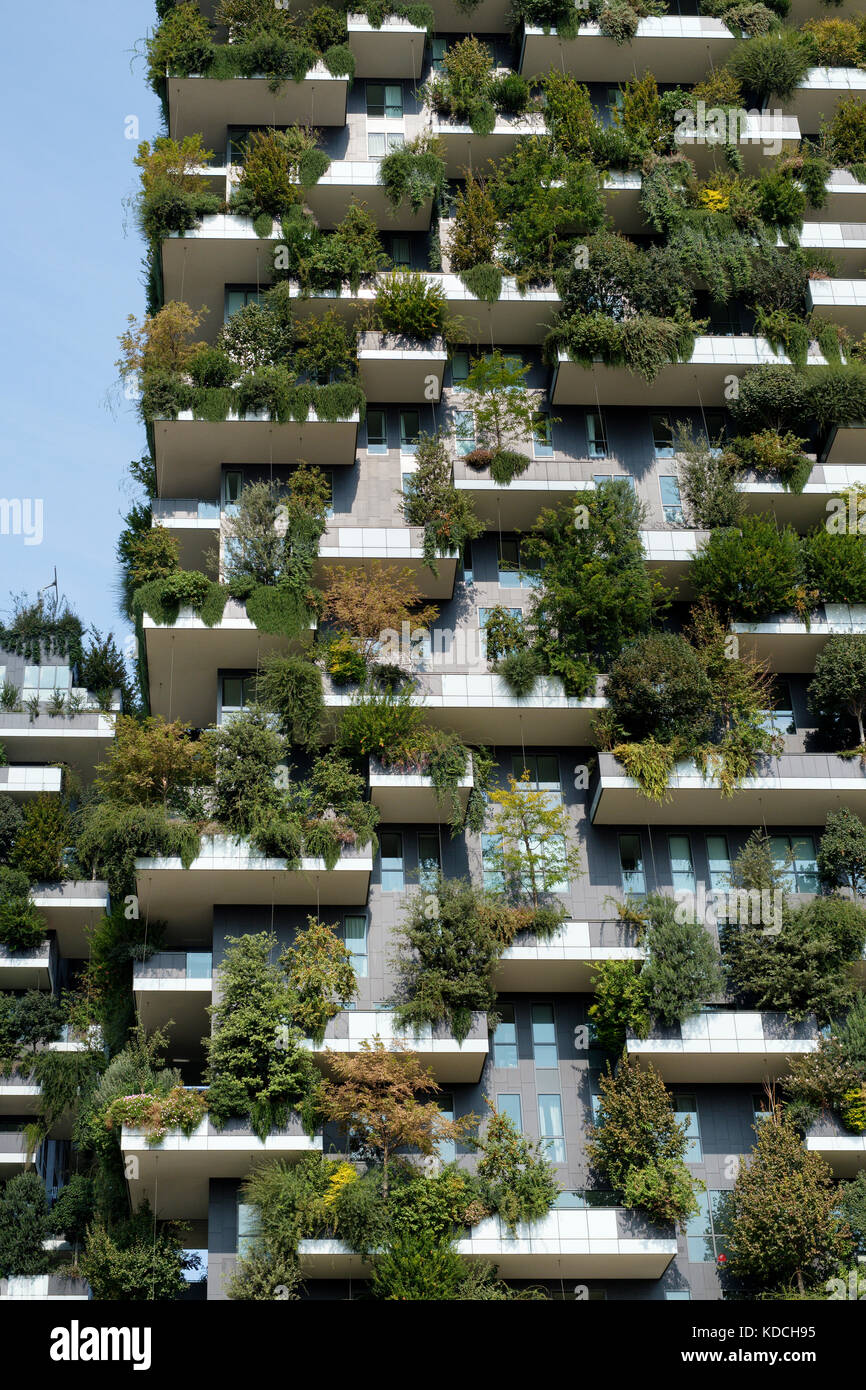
451 352 470 389
481 831 505 893
668 835 695 895
619 833 646 895
223 470 244 509
686 1190 730 1264
435 1094 455 1163
225 287 264 321
586 409 608 458
367 83 403 118
221 674 255 712
461 541 473 584
237 1199 261 1257
512 754 560 795
752 1092 773 1124
651 413 674 457
701 410 727 449
706 835 731 892
533 413 554 458
761 679 796 737
390 235 411 268
538 1093 566 1163
497 1094 522 1129
531 1003 558 1068
497 536 537 588
368 131 404 158
344 915 368 978
418 832 440 891
380 832 404 891
400 410 420 453
594 473 634 493
493 1005 518 1067
366 408 388 453
659 475 684 524
22 665 70 696
666 1291 691 1300
432 37 447 71
454 409 475 455
479 607 522 661
590 1091 603 1124
673 1094 703 1163
770 834 818 893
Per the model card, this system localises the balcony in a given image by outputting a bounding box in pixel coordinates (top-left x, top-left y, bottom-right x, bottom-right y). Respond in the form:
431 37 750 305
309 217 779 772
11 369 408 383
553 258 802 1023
821 421 866 466
357 331 447 403
673 113 800 176
786 67 866 131
346 15 428 78
454 463 594 530
786 222 866 275
0 765 62 800
819 168 866 223
0 1132 29 1171
135 835 373 931
298 1205 676 1278
429 111 547 178
166 66 349 149
30 880 109 958
551 338 831 408
737 461 859 528
304 160 434 232
0 707 116 783
162 215 280 332
133 952 213 1053
0 938 54 991
141 598 314 727
602 170 644 235
640 529 708 589
0 1073 42 1118
324 672 606 745
806 1112 866 1178
732 603 866 671
808 277 866 336
627 1010 819 1083
590 750 866 825
122 1112 321 1219
302 1009 488 1083
150 498 220 573
368 756 473 821
496 919 646 992
520 17 736 84
151 408 360 499
0 1275 90 1300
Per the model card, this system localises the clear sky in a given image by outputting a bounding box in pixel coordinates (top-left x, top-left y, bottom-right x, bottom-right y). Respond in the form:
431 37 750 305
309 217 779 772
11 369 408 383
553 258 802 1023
0 2 162 649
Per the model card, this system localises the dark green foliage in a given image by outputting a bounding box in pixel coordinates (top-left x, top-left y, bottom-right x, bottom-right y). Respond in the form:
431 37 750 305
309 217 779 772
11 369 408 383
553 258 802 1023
79 1203 196 1301
0 795 23 862
495 648 544 698
401 432 483 573
371 1228 466 1299
0 596 84 666
378 134 446 212
257 653 323 751
690 515 805 620
589 961 651 1054
808 635 866 745
0 991 65 1057
77 629 131 709
9 795 70 884
132 571 228 629
274 202 388 294
49 1174 95 1249
606 634 714 743
76 802 200 900
207 708 286 837
728 31 813 103
474 1108 560 1231
803 528 866 605
818 808 866 896
458 263 503 303
838 1171 866 1254
0 866 47 951
639 895 724 1026
374 272 447 338
0 1172 50 1278
492 141 604 285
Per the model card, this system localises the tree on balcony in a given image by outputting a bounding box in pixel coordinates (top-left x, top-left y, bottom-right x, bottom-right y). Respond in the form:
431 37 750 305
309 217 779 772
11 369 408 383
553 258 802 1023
0 1172 51 1279
818 807 866 897
808 635 866 748
484 772 581 916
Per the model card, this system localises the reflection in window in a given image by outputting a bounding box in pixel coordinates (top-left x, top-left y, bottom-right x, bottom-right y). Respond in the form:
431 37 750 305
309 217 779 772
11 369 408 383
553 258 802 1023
673 1094 703 1163
344 915 367 978
531 1004 558 1067
493 1005 518 1067
538 1093 566 1162
619 834 645 895
380 832 404 891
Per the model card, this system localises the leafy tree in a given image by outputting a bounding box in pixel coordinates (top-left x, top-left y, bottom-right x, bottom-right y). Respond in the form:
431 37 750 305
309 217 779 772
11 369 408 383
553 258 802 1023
116 300 208 377
205 707 286 836
0 866 47 951
838 1170 866 1254
589 961 651 1054
690 515 805 620
0 794 23 862
722 1116 851 1294
0 990 65 1056
817 808 866 896
0 1172 51 1278
485 773 581 912
400 432 483 573
49 1174 95 1250
323 563 439 662
474 1105 559 1231
370 1228 465 1300
281 915 356 1044
605 634 714 743
587 1057 698 1228
639 895 724 1026
449 169 499 272
319 1041 473 1197
95 715 210 807
728 827 790 895
9 796 70 883
675 422 744 530
808 635 866 745
78 1203 196 1301
459 351 549 481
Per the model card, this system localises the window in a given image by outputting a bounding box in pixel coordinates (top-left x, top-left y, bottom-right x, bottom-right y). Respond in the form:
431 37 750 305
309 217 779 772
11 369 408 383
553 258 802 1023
701 410 727 449
368 131 405 158
461 541 474 584
451 351 469 389
221 673 255 714
390 235 411 268
666 1291 691 1301
366 83 403 118
686 1190 731 1263
752 1092 773 1124
706 835 731 892
594 473 634 493
659 475 684 524
586 409 608 458
769 835 818 893
533 413 554 458
380 832 404 891
418 832 440 891
227 127 254 165
605 87 624 124
481 832 505 893
761 678 795 736
366 409 388 453
512 754 560 796
590 1090 603 1124
497 536 537 588
431 37 447 71
673 1094 703 1162
225 286 264 320
493 1005 518 1067
454 409 475 455
22 665 70 698
223 470 244 510
538 1093 566 1162
237 1198 261 1257
651 413 674 457
619 834 646 895
435 1094 455 1162
531 1003 558 1067
344 915 367 978
399 410 420 454
668 835 695 895
497 1094 522 1129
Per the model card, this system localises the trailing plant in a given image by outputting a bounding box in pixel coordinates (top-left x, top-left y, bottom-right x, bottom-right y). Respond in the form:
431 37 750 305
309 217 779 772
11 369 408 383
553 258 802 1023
104 1085 207 1146
75 801 200 900
373 272 447 339
378 133 446 212
257 651 324 751
589 960 651 1054
0 593 84 666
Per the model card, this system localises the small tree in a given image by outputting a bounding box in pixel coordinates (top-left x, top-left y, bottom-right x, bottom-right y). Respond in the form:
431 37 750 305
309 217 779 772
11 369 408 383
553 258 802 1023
9 796 70 884
808 634 866 745
116 300 208 377
399 432 483 573
460 351 549 475
639 895 724 1026
95 715 210 807
205 707 285 835
370 1228 465 1301
722 1116 851 1294
281 916 356 1045
322 563 439 662
474 1104 559 1231
818 807 866 896
675 422 744 530
589 961 651 1054
605 633 714 743
690 514 806 621
78 1204 196 1301
0 867 48 951
0 1172 51 1278
485 773 582 911
318 1041 473 1197
449 169 499 272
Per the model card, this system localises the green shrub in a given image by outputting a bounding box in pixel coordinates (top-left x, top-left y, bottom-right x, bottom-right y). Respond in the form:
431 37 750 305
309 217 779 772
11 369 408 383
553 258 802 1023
75 801 200 899
817 807 866 895
10 796 70 882
474 1107 559 1231
0 867 47 951
378 133 446 212
639 895 724 1026
337 685 426 759
257 653 323 751
606 634 714 743
826 95 866 166
0 795 23 862
146 2 214 92
374 272 447 339
724 897 866 1022
458 263 503 302
187 346 235 389
803 527 866 604
589 961 651 1054
728 30 813 103
0 1172 51 1279
691 514 805 619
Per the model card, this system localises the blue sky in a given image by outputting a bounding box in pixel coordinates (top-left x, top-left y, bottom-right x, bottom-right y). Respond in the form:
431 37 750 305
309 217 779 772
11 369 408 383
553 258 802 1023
0 2 162 647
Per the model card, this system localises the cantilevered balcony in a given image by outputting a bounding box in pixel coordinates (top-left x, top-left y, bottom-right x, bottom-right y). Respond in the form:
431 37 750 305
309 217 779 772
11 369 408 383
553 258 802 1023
346 15 428 78
150 498 220 573
806 1112 866 1178
183 163 434 231
673 113 800 176
785 223 866 276
0 1275 90 1300
454 463 594 529
135 836 373 931
496 918 645 991
357 331 447 403
590 750 866 825
429 111 547 177
602 170 644 235
0 707 116 783
368 756 473 821
0 765 62 800
640 529 708 589
822 421 866 466
785 68 866 131
732 603 866 671
162 215 280 331
737 461 862 528
122 1111 321 1220
551 338 831 408
133 952 214 1054
141 599 313 727
627 1010 819 1083
299 1204 677 1278
302 1009 488 1082
0 938 55 992
819 168 866 223
30 880 109 957
808 277 866 336
166 67 349 148
151 408 360 499
520 16 736 83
